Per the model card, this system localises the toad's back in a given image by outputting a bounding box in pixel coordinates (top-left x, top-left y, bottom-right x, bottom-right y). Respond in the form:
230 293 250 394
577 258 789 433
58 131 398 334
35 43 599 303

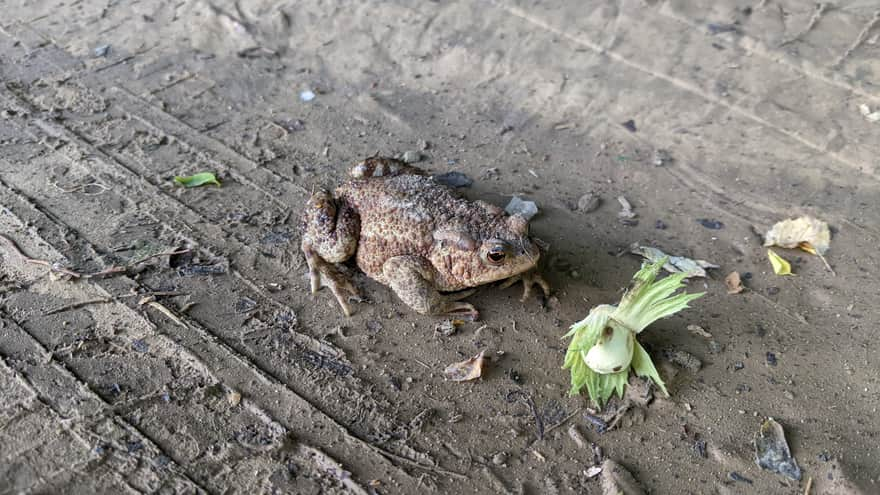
336 173 491 280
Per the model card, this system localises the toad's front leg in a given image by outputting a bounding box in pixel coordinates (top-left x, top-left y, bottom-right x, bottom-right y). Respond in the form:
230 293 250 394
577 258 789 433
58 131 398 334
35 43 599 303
382 255 480 320
300 190 361 316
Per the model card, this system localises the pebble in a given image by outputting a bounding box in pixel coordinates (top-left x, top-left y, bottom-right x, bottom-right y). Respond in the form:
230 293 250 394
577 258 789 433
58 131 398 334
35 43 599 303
733 361 745 371
402 150 422 163
766 352 777 366
655 219 667 229
299 90 316 102
621 119 637 132
576 192 601 213
696 218 724 229
505 196 539 220
132 339 149 353
433 171 472 188
492 452 508 466
93 44 111 57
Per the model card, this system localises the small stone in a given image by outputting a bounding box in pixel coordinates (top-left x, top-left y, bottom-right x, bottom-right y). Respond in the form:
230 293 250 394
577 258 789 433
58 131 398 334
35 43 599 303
733 361 745 371
389 376 402 391
697 218 724 229
93 44 111 57
433 320 457 337
766 352 778 366
767 287 780 295
234 297 258 313
655 219 667 229
708 340 724 354
491 452 508 466
299 90 316 102
132 339 149 353
505 196 539 220
621 119 637 132
227 391 242 406
418 139 430 150
577 193 601 213
402 150 422 163
366 320 383 333
728 472 752 484
653 149 671 166
433 171 472 188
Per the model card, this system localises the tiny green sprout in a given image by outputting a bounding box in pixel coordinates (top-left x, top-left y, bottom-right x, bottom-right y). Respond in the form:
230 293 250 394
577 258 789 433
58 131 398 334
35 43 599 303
173 172 221 188
563 258 704 407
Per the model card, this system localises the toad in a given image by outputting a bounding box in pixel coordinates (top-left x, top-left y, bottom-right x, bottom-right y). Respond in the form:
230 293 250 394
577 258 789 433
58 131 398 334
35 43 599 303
300 157 549 319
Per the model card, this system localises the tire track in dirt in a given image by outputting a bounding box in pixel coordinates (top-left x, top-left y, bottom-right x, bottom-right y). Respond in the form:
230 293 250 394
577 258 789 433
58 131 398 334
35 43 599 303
0 321 207 494
0 176 420 492
0 28 454 488
0 85 414 446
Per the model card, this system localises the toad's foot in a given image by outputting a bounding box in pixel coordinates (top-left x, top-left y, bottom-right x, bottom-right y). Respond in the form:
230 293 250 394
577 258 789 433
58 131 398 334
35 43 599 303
439 302 479 321
499 269 551 302
303 245 360 316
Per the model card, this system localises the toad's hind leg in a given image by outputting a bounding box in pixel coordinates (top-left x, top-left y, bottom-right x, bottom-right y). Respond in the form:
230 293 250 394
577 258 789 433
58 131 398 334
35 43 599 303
300 190 361 315
382 255 480 321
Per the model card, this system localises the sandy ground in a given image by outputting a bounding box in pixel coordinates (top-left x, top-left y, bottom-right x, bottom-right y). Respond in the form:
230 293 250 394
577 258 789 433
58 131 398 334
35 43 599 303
1 0 879 493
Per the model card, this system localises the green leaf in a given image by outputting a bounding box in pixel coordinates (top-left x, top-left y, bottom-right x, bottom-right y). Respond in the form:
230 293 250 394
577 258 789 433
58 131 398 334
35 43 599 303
614 259 703 333
174 172 221 188
631 340 668 397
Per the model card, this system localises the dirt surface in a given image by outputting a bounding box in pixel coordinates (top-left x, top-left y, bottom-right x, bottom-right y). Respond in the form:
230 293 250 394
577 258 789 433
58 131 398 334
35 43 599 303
1 0 879 493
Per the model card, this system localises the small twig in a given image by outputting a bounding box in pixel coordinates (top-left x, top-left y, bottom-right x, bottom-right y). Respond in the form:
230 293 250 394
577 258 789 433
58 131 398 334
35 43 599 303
541 408 582 437
44 298 115 315
0 234 189 280
143 300 188 328
51 181 110 195
816 252 836 276
119 291 189 299
505 390 544 440
803 476 813 495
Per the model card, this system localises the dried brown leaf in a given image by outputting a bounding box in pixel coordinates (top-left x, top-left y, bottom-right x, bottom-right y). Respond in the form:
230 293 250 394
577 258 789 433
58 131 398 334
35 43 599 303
443 350 486 382
725 271 744 294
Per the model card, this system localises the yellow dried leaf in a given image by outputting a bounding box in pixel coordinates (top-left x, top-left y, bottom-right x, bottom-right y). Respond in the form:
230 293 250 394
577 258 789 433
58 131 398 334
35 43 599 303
443 350 486 381
763 217 830 255
767 250 793 276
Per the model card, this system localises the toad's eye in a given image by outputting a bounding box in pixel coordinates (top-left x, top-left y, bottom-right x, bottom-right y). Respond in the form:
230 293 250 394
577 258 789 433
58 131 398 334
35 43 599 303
487 246 506 264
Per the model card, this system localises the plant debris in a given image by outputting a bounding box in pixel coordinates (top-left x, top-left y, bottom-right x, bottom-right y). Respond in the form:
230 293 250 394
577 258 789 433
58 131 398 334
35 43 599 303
755 418 801 480
563 259 703 406
629 244 719 278
767 249 793 276
174 172 221 188
443 350 486 381
859 103 880 122
763 216 831 255
725 271 744 294
687 324 712 338
617 196 637 220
